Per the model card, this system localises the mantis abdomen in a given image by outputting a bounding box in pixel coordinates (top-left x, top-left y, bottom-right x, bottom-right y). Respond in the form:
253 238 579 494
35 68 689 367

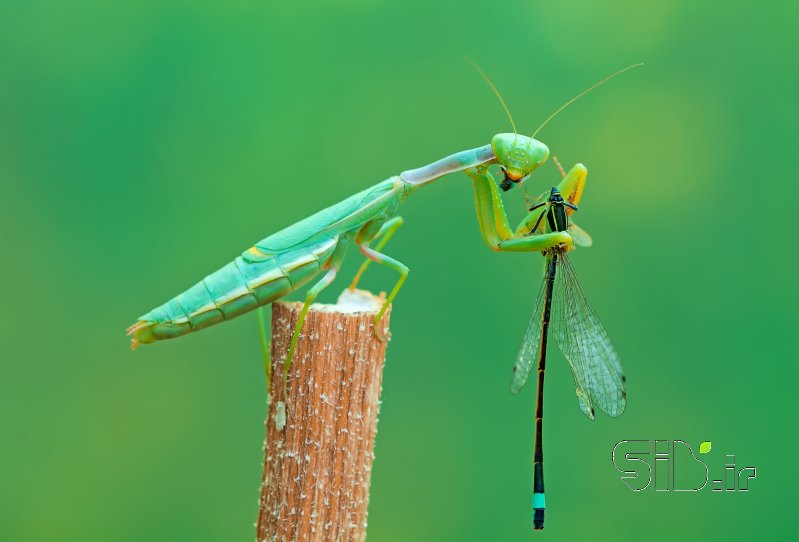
127 177 410 349
127 236 342 348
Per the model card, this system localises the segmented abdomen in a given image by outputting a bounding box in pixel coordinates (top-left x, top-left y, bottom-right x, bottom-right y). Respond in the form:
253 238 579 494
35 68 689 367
127 236 339 348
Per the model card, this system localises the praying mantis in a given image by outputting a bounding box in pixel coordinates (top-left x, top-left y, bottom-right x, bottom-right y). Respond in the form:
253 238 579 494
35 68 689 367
127 62 639 530
127 63 639 414
127 135 580 353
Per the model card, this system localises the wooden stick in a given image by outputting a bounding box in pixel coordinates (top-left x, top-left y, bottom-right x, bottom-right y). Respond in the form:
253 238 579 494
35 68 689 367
256 289 391 542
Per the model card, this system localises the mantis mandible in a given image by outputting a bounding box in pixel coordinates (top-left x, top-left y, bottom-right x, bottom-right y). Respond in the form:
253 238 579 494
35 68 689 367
127 63 640 405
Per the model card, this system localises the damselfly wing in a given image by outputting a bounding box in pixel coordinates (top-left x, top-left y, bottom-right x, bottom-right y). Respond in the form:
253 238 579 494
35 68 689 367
510 249 626 419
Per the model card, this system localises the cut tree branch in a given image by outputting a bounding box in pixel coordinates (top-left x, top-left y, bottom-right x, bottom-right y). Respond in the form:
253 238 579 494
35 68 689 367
256 289 391 542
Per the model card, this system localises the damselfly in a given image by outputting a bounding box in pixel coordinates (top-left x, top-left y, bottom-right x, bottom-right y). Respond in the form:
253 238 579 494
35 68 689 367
511 187 627 530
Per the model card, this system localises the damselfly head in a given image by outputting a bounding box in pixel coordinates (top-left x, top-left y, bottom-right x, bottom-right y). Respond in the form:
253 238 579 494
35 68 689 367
492 133 549 191
549 187 564 202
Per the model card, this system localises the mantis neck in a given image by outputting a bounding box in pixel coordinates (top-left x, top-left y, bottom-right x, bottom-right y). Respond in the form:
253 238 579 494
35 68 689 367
399 144 496 186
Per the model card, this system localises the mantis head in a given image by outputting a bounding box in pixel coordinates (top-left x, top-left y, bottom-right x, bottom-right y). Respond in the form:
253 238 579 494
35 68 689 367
468 57 642 192
491 133 549 191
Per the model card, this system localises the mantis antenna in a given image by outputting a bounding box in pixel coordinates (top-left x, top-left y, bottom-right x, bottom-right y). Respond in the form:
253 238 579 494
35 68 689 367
466 55 518 134
531 62 643 139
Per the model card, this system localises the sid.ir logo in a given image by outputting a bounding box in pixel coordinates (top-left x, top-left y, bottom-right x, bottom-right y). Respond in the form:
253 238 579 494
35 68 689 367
612 440 757 492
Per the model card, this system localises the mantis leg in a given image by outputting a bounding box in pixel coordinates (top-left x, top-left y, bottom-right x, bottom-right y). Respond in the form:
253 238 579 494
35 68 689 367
356 243 409 341
511 162 592 245
465 164 514 249
349 216 404 290
256 306 271 391
465 165 574 252
282 267 339 396
555 162 587 210
497 231 573 252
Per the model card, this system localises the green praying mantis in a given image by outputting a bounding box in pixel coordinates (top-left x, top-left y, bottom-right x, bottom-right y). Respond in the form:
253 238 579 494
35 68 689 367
127 62 638 418
127 61 639 531
127 133 578 356
128 65 637 342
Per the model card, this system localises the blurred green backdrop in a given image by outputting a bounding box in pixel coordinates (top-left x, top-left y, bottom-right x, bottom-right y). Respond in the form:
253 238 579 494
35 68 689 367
2 1 797 540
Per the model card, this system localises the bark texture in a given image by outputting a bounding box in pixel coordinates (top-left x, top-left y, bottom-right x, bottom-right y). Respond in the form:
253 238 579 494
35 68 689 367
256 289 391 542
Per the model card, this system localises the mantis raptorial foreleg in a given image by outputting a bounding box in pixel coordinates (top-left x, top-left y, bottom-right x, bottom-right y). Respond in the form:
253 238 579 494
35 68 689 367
555 163 587 211
514 163 587 236
466 164 575 252
349 216 405 291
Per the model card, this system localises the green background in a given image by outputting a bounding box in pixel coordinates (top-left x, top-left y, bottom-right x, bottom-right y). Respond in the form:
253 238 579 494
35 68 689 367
2 1 796 540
